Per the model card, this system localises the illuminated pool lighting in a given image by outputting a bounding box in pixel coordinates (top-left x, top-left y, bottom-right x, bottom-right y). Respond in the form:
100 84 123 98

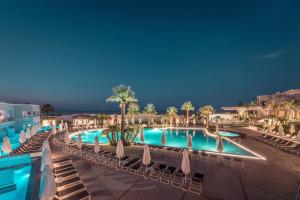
72 128 265 159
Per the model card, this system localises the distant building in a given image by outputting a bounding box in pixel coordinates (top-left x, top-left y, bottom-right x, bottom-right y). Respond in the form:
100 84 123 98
0 102 40 138
256 89 300 106
222 89 300 121
209 112 239 123
72 114 97 126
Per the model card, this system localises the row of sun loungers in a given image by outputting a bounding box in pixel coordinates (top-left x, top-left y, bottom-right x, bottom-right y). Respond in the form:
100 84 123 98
12 132 50 155
69 125 103 132
52 158 91 200
258 134 300 156
132 142 245 168
53 133 204 195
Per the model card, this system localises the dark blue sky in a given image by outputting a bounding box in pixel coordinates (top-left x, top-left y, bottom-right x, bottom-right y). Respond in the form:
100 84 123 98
0 0 299 112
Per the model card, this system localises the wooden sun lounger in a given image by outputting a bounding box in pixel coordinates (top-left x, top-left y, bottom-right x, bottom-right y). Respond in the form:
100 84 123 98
56 183 86 199
54 166 76 175
160 169 172 184
189 172 204 195
54 164 73 171
54 190 91 200
129 162 142 174
57 176 82 190
121 158 140 171
149 167 162 181
55 170 78 181
171 170 184 188
54 159 73 167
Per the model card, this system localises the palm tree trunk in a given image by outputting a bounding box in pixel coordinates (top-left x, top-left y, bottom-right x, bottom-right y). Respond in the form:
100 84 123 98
186 110 189 126
206 116 209 128
121 103 126 143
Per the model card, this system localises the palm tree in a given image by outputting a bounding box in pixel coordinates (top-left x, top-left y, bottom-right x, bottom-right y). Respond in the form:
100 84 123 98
143 103 157 114
41 104 54 116
127 103 140 123
199 105 215 128
181 101 194 126
127 103 140 115
166 107 178 126
143 103 157 126
102 125 120 145
106 85 137 143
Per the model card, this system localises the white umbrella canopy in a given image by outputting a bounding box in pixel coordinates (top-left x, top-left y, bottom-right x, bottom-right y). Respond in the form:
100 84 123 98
140 130 145 143
31 126 37 136
39 165 57 200
64 132 70 145
296 130 300 142
278 124 284 136
290 124 296 135
94 136 100 153
161 131 166 146
77 134 83 149
64 122 68 131
42 141 51 153
175 118 179 126
143 144 151 171
187 135 193 150
52 125 57 135
26 127 31 139
59 122 63 132
2 136 12 155
139 118 142 124
216 135 224 153
181 150 190 182
19 130 26 144
40 148 53 171
116 140 124 167
186 130 189 137
267 124 272 134
116 140 124 159
215 120 219 134
26 129 32 139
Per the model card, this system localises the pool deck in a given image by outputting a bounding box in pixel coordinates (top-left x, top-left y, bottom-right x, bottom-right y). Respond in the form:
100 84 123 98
49 129 300 200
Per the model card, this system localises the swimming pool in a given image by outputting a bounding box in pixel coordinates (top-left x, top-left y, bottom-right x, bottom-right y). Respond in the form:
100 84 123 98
0 154 32 200
72 128 262 159
219 131 240 137
0 165 31 200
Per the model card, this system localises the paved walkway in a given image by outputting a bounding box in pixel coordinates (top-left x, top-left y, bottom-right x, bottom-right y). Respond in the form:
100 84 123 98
49 130 300 200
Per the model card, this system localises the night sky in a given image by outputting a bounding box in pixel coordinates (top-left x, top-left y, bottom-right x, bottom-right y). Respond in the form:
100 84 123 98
0 0 299 113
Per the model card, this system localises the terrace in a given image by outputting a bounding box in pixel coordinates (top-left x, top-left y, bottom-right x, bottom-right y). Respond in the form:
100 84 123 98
49 127 300 200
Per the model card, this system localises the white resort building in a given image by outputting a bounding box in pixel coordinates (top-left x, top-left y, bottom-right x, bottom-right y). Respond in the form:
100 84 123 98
222 89 300 121
0 102 40 138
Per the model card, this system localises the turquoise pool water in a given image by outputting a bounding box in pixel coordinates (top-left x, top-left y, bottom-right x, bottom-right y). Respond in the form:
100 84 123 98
0 154 32 200
0 165 31 200
73 128 256 157
219 131 240 137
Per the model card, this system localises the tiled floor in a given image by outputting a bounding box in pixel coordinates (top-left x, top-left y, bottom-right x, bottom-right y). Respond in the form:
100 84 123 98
49 129 300 200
